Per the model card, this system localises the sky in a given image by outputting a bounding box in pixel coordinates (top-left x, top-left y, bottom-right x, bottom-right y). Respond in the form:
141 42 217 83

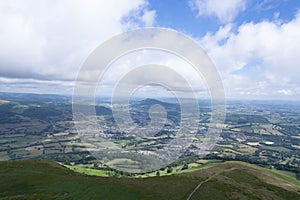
0 0 300 100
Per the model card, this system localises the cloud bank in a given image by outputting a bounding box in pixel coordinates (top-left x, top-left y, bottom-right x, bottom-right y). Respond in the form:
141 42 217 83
1 1 300 100
0 0 155 93
200 10 300 99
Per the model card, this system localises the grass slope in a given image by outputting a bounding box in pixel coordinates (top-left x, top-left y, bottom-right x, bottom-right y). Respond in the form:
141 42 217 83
0 160 299 200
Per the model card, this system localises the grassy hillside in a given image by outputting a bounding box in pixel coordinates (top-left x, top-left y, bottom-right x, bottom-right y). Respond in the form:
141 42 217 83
0 160 299 200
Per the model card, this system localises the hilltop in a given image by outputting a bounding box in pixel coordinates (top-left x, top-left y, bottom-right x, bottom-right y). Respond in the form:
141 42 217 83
0 159 299 199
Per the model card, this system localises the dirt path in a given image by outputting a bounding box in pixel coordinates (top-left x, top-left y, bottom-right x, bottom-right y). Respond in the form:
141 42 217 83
186 167 237 200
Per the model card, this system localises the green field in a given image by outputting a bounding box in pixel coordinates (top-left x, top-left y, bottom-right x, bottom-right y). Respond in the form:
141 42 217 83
63 160 222 178
0 159 299 199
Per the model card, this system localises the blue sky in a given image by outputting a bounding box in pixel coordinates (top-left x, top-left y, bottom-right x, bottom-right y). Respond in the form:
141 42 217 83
0 0 300 100
149 0 300 36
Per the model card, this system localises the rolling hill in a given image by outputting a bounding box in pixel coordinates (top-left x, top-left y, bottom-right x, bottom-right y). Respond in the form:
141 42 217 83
0 160 299 199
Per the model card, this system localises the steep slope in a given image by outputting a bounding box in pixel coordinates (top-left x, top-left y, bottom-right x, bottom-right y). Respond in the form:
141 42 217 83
0 160 299 200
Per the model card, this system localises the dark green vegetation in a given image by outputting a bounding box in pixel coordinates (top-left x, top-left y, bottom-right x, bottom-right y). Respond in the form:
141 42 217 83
130 98 181 126
0 159 299 200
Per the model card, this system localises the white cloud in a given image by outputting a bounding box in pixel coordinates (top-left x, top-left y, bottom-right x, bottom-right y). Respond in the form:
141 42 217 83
141 10 156 27
189 0 247 23
277 89 292 96
200 10 300 99
0 0 156 93
97 50 209 98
